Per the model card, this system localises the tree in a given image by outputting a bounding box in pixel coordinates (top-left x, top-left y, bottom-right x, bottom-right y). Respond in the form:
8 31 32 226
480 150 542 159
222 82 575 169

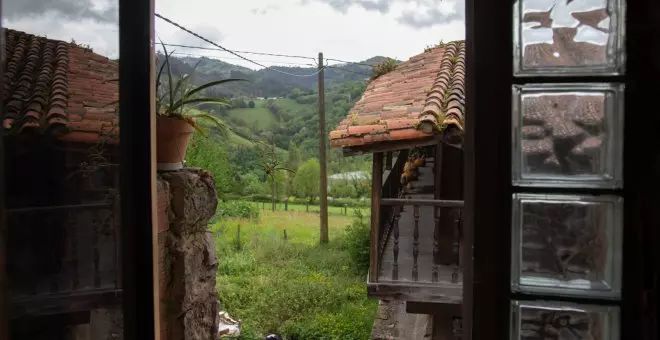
185 133 231 196
256 137 294 211
248 100 255 108
287 141 302 171
294 158 320 212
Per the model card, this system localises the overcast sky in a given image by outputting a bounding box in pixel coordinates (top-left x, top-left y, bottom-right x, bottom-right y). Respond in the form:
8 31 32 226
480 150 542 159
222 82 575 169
2 0 465 69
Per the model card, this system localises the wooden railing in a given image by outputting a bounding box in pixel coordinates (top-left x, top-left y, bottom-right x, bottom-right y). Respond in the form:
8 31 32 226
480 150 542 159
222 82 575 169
378 198 463 284
6 199 121 317
377 151 408 263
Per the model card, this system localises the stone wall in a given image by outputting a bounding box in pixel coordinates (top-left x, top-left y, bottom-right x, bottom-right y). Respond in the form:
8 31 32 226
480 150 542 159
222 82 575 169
158 168 220 340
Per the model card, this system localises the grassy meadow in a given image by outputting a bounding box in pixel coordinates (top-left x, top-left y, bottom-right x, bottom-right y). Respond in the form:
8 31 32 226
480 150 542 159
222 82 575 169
212 207 377 339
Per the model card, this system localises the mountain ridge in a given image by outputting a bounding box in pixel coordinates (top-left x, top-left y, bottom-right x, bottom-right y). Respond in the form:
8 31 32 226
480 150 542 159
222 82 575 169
157 53 397 98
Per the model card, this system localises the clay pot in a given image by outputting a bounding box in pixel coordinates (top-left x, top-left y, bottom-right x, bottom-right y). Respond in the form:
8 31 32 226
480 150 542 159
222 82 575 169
156 116 195 171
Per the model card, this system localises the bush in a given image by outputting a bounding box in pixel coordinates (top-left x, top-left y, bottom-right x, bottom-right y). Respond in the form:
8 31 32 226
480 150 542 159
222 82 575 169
342 209 370 275
217 200 260 219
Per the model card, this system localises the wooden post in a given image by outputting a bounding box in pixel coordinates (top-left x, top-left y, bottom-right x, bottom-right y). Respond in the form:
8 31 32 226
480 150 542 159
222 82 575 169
432 313 453 340
369 153 383 282
236 224 241 250
318 52 329 244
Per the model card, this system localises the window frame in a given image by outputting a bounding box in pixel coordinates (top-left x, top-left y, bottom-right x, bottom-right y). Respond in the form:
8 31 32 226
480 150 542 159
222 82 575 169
118 0 159 338
464 0 659 339
0 0 159 339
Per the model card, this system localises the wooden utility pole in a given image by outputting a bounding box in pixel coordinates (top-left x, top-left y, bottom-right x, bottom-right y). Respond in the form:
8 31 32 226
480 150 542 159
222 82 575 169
318 52 329 244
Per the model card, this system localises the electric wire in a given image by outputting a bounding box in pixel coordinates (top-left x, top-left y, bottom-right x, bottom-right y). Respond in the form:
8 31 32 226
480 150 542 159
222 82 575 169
155 13 328 77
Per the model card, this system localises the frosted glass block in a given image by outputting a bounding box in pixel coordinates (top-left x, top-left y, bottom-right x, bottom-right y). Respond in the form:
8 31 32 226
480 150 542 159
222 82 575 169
514 0 625 76
511 301 620 340
512 194 622 299
512 83 624 189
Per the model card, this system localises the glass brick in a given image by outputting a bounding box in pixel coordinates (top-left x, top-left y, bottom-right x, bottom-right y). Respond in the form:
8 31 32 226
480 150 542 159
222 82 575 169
512 194 622 299
512 83 624 189
514 0 625 76
511 300 620 340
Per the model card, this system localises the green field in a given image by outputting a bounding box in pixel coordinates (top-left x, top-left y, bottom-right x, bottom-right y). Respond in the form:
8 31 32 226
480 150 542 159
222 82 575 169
275 98 314 116
251 201 370 216
213 208 376 339
227 107 276 130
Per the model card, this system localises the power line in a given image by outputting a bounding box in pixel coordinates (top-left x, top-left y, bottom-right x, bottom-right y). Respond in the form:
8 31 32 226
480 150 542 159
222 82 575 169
161 43 316 61
325 58 376 68
155 13 327 77
167 51 316 67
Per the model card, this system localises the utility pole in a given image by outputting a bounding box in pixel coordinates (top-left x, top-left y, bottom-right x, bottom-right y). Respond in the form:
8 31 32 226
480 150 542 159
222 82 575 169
318 52 329 244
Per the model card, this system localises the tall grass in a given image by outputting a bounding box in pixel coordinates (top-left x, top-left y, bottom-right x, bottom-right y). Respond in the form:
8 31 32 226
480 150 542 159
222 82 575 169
213 210 376 339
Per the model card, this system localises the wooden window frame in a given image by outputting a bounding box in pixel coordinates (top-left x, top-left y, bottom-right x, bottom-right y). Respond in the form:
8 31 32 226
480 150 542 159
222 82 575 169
464 0 660 339
0 0 159 339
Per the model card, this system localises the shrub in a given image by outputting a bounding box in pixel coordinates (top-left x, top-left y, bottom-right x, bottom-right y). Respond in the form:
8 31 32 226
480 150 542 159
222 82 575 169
370 58 398 81
342 209 370 275
217 200 260 219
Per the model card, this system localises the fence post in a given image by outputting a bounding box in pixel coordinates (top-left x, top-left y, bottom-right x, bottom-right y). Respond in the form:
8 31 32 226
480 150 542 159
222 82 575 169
283 229 288 241
236 224 242 251
285 200 288 211
344 204 348 215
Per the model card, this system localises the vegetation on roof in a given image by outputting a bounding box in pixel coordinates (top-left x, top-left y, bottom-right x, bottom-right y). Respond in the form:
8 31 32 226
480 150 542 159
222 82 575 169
424 39 447 53
369 57 398 82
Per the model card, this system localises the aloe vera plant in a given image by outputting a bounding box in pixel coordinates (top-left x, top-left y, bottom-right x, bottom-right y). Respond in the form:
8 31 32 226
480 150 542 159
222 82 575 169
156 41 247 135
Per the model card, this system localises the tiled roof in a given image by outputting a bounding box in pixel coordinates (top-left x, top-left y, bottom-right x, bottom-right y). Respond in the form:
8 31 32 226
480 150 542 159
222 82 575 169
329 40 465 149
3 29 119 143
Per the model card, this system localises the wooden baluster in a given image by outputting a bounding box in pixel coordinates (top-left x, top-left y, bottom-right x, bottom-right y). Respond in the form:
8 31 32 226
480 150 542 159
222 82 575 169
70 213 79 289
452 209 463 283
412 205 420 281
385 152 393 170
392 206 401 280
92 209 101 288
432 206 440 282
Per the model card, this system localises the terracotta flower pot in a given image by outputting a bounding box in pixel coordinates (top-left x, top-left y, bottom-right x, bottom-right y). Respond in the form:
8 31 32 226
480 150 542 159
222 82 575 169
156 116 195 171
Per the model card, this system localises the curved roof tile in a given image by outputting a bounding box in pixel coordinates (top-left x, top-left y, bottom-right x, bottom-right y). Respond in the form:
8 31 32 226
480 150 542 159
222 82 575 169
3 28 119 143
329 40 466 150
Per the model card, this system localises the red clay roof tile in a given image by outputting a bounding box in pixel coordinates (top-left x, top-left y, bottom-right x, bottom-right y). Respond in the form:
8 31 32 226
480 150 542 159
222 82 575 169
3 28 119 143
329 40 465 150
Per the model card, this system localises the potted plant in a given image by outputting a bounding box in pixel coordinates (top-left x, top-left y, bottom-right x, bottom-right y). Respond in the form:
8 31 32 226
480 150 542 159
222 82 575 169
156 42 245 171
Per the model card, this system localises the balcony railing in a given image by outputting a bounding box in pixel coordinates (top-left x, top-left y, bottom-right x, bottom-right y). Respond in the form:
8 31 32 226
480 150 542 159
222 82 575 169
6 198 122 318
368 150 464 304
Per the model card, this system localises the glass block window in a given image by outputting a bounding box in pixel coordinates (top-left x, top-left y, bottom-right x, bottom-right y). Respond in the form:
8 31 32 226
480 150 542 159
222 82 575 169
512 194 623 298
514 0 626 76
512 83 624 188
511 300 620 340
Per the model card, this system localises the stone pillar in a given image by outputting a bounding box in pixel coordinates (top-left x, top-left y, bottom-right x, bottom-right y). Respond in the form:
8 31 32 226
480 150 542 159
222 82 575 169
157 168 219 340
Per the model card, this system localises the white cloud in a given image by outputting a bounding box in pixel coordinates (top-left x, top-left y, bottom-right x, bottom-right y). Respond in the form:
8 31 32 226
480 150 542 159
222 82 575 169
3 0 465 68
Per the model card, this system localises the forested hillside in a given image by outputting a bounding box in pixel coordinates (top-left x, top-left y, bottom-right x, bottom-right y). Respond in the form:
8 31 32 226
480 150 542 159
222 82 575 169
164 53 386 199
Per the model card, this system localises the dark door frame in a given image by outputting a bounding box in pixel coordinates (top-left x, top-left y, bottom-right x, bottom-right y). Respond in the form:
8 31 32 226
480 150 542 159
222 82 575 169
464 0 660 339
0 0 159 339
119 0 158 338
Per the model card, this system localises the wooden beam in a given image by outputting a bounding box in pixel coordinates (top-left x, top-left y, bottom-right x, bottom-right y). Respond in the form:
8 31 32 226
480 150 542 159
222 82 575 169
385 152 393 170
367 282 462 304
9 289 122 319
343 138 437 156
369 153 383 283
406 302 461 316
434 144 444 199
380 198 463 207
